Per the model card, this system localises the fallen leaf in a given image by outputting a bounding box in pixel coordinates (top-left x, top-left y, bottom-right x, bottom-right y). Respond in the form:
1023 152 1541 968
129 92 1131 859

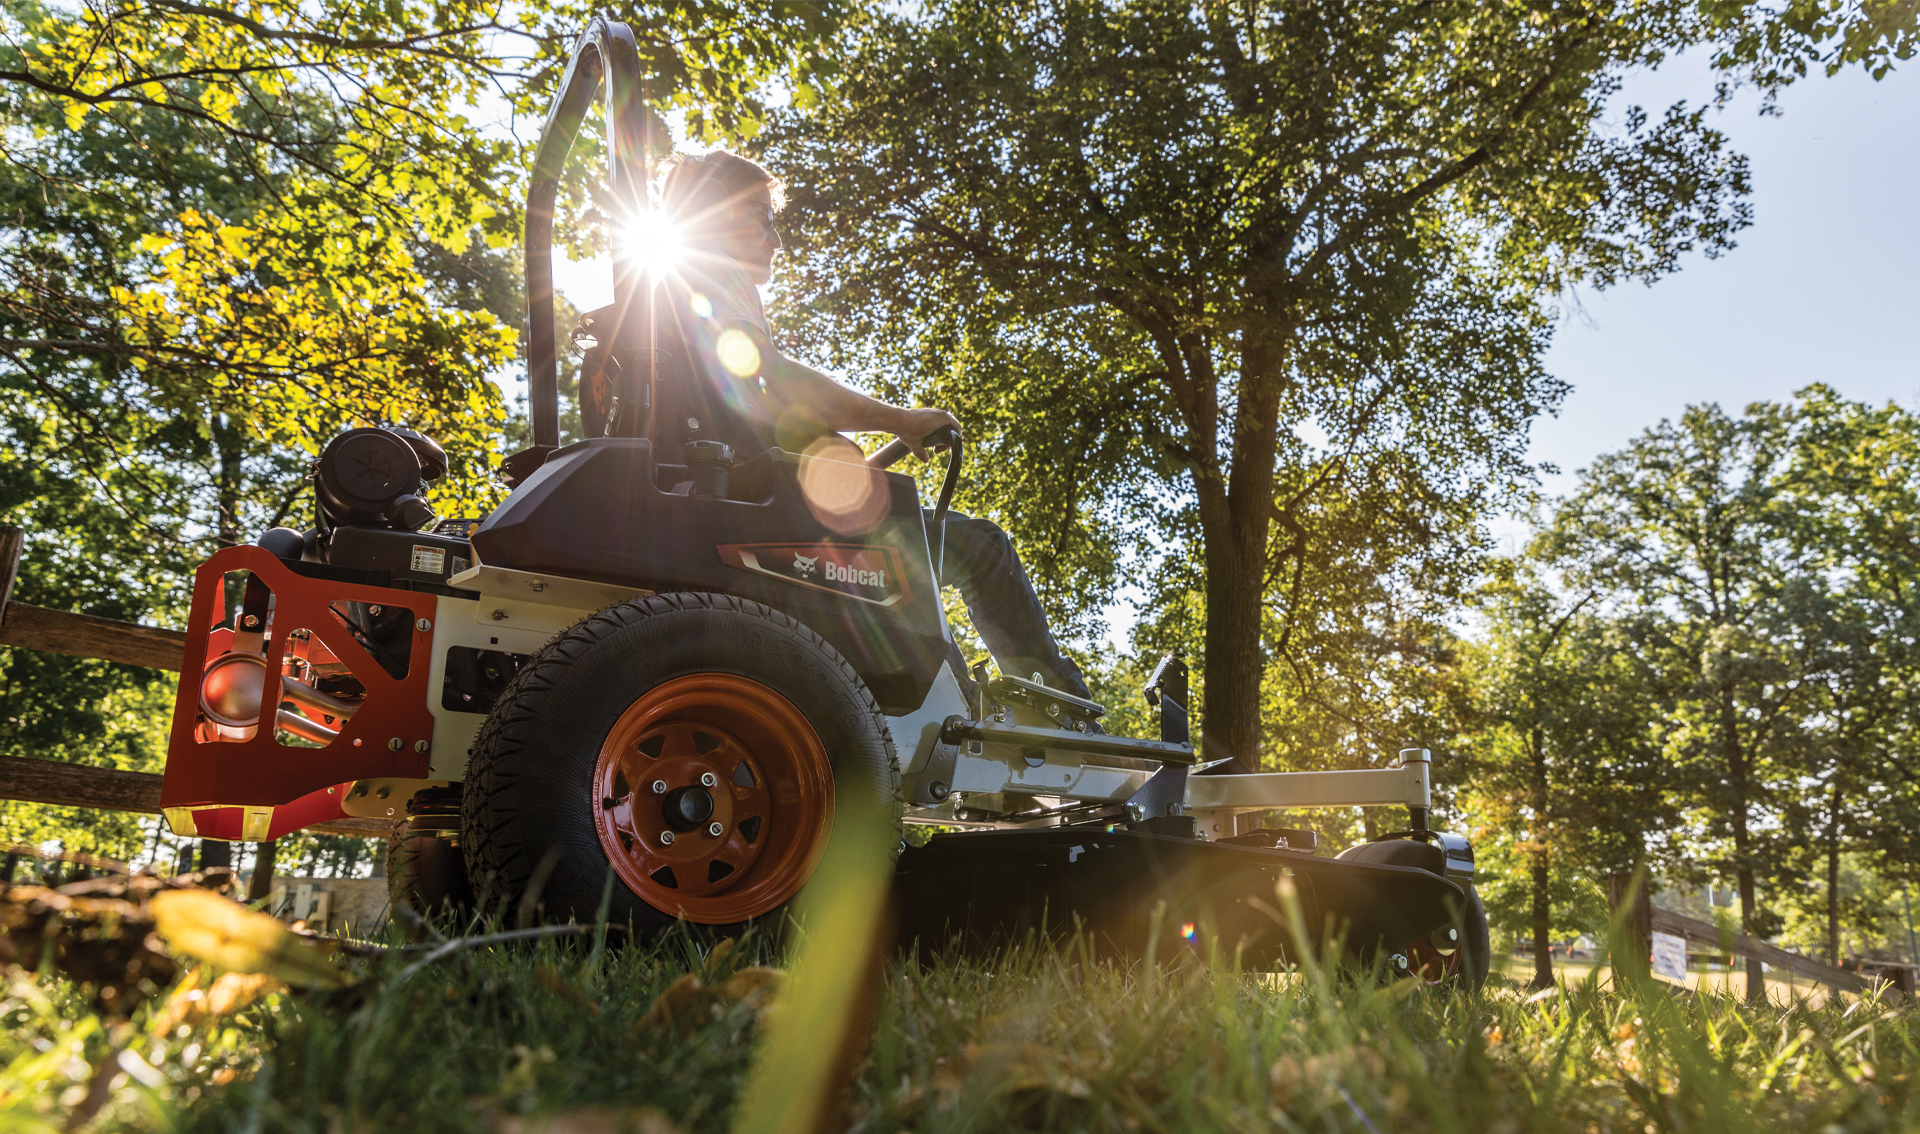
535 965 603 1018
0 881 178 1015
154 968 286 1033
1270 1045 1387 1104
635 966 783 1040
151 889 353 989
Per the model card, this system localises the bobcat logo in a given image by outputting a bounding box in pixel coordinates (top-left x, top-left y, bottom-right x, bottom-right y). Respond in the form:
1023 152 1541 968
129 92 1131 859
792 554 819 576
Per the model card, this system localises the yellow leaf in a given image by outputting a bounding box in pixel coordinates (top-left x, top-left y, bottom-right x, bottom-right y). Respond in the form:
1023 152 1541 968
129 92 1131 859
150 889 354 989
152 968 286 1033
63 100 89 130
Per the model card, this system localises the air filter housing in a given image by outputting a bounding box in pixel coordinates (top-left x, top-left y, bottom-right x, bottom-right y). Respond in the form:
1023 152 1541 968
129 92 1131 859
314 427 446 531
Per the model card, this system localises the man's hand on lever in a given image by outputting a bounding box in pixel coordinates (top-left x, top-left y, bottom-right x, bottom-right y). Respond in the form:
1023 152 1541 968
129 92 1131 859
892 407 963 460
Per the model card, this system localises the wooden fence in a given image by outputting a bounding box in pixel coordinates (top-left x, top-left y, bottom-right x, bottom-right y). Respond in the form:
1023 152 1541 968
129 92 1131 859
1609 871 1911 997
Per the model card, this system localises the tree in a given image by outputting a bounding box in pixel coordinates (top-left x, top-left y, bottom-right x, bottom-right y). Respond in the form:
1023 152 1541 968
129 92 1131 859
1772 387 1920 965
1462 568 1675 988
1539 404 1842 1000
763 0 1759 766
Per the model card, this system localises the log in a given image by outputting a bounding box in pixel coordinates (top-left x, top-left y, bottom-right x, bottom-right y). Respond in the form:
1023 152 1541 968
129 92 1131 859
0 755 389 839
1649 905 1871 995
0 602 188 671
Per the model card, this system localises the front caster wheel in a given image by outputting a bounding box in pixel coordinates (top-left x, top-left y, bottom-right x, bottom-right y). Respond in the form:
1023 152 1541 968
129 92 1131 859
462 593 901 935
1336 836 1490 991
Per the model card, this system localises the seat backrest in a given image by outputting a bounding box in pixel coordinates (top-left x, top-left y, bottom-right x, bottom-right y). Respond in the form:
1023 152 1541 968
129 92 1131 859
647 277 781 460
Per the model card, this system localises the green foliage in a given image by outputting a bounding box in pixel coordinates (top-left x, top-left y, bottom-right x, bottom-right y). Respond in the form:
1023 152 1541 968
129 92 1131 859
1472 388 1920 975
763 0 1761 761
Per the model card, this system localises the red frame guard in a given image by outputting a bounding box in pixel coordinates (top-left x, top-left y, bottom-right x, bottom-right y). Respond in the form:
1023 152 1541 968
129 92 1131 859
161 545 438 841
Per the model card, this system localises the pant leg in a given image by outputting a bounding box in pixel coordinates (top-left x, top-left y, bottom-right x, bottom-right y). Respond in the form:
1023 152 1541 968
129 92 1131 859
935 511 1095 703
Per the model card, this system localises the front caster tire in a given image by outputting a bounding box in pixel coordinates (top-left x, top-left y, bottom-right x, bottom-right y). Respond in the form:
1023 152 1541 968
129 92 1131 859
387 825 474 923
387 785 474 925
462 593 901 935
1335 837 1490 991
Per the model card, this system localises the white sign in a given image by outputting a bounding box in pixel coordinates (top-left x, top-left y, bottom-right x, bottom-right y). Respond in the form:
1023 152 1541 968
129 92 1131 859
1651 930 1689 981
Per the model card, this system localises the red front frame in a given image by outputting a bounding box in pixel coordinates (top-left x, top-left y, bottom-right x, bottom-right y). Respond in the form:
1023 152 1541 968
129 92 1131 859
161 545 439 841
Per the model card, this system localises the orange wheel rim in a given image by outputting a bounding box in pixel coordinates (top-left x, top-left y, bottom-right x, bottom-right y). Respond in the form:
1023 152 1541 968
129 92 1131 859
592 673 834 923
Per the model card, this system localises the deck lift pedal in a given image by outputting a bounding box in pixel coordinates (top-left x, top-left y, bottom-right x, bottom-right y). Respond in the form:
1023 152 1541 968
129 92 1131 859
154 17 1488 987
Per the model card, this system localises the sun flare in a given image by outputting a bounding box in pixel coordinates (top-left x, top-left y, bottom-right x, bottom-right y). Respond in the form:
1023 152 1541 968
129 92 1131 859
618 210 684 278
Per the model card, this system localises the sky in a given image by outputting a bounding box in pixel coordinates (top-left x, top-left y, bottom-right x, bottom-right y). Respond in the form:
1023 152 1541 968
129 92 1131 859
1522 54 1919 517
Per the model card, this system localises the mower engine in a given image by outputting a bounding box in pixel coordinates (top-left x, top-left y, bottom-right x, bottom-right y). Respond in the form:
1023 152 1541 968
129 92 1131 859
158 425 582 843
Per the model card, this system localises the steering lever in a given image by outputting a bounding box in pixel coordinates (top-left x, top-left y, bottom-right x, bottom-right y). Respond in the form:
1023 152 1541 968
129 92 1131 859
868 427 963 581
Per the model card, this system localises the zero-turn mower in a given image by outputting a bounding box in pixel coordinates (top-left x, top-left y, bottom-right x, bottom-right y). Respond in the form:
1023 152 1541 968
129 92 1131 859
157 18 1490 988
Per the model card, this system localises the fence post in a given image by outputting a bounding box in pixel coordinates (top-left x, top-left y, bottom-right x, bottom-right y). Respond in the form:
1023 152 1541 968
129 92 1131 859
1608 870 1652 979
248 839 278 903
0 526 23 616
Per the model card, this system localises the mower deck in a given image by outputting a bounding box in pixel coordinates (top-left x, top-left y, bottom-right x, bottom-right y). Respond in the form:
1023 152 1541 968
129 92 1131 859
893 826 1467 970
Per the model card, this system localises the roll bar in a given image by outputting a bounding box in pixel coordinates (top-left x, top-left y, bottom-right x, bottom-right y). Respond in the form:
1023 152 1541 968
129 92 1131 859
524 18 659 450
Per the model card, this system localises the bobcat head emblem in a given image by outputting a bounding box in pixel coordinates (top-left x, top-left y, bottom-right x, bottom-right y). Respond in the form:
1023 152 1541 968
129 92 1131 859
792 554 819 576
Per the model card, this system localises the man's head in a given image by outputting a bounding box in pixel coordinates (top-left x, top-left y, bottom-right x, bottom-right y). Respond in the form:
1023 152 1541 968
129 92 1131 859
660 151 786 284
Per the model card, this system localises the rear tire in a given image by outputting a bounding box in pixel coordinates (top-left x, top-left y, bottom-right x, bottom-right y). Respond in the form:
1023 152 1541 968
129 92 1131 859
461 593 901 934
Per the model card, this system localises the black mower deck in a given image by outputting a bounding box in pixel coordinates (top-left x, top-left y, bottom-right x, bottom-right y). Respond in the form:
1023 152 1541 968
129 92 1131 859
892 827 1466 970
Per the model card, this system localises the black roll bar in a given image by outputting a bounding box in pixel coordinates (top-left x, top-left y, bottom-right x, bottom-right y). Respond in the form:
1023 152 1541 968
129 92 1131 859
524 18 658 449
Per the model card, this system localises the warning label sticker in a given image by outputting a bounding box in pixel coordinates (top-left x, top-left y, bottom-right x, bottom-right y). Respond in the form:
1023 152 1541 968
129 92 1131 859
410 545 447 575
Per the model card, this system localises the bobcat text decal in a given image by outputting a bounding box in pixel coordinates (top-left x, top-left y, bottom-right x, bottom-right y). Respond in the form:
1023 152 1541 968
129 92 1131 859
717 543 910 607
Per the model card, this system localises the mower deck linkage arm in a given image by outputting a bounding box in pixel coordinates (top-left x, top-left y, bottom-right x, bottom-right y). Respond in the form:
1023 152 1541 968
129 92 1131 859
1184 756 1432 813
939 715 1197 765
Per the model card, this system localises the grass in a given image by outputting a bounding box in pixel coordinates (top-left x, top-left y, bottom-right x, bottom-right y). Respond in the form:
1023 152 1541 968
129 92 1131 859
4 921 1916 1133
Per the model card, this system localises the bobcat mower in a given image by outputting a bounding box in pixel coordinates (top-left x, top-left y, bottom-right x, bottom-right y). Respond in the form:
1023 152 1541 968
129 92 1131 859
156 18 1489 988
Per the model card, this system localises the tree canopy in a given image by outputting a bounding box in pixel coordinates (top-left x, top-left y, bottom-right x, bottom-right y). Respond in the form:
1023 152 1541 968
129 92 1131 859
764 0 1763 767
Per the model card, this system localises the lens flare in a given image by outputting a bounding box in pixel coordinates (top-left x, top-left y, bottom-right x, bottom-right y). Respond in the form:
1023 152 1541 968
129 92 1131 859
798 436 889 536
618 210 684 277
1180 922 1198 942
716 329 762 377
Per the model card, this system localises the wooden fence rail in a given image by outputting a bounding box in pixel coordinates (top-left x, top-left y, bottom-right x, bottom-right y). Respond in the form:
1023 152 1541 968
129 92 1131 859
1649 904 1873 996
1610 870 1897 996
0 754 390 839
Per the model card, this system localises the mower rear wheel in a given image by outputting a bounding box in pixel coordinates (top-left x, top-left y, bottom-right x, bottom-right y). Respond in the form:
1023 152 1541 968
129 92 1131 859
461 592 901 934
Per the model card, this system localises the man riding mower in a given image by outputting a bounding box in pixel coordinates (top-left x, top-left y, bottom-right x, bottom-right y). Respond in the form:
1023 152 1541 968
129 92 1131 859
157 17 1490 987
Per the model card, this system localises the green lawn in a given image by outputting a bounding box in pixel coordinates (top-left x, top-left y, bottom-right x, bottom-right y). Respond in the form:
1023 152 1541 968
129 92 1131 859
4 925 1913 1133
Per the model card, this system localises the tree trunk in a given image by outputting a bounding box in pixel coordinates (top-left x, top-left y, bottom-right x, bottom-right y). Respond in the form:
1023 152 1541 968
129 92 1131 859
1529 725 1554 989
1197 342 1282 772
1201 531 1269 771
1722 687 1765 1003
212 412 246 625
247 839 278 905
1825 781 1842 967
211 412 244 549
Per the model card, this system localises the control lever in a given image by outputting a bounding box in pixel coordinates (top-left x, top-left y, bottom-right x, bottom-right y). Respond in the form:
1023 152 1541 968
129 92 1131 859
868 427 963 579
867 424 959 470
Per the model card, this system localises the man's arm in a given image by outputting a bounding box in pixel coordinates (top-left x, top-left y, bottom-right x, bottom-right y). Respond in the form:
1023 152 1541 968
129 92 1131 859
733 326 959 458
